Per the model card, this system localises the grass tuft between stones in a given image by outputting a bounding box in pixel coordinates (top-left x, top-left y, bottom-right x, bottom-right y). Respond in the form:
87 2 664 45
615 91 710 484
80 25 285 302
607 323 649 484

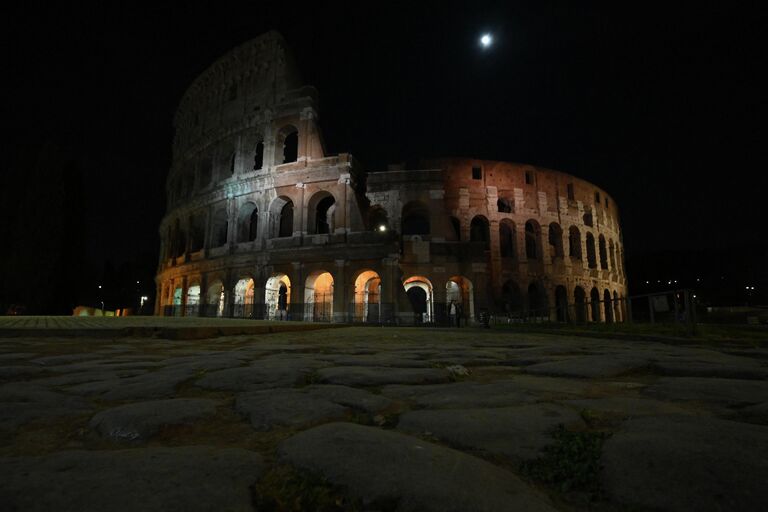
520 424 611 498
252 464 364 512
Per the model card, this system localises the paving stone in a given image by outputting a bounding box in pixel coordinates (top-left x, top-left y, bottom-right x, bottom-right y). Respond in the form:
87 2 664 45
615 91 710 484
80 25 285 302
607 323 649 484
0 365 47 379
563 396 694 418
381 381 537 409
726 402 768 425
0 352 37 362
398 404 583 462
643 377 768 406
236 389 347 430
318 354 431 368
650 360 768 380
317 366 450 387
196 360 315 391
0 383 92 430
524 355 650 378
601 415 768 511
100 368 199 401
279 422 556 512
0 446 264 512
89 398 219 441
305 384 392 413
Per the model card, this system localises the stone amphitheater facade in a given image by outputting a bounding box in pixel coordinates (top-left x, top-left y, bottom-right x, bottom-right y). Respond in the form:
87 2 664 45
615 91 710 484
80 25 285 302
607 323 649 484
156 31 628 324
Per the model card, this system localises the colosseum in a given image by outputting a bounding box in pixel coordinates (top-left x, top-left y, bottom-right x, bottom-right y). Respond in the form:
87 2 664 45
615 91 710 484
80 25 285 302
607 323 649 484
156 31 627 325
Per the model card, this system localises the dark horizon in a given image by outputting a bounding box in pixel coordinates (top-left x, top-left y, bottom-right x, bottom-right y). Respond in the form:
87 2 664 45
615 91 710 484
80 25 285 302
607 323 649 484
2 1 766 312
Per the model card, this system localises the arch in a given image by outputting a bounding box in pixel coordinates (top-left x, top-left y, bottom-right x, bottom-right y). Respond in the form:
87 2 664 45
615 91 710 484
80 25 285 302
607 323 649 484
603 289 614 323
265 273 291 320
206 280 225 317
185 284 200 316
188 213 205 252
613 290 622 322
569 226 582 260
369 206 389 232
269 197 294 238
170 219 187 259
525 220 541 260
586 233 597 268
354 270 382 322
590 287 601 322
574 286 587 323
555 285 569 322
403 276 433 323
497 197 513 213
609 240 617 270
172 285 183 316
599 235 608 269
234 278 255 318
401 201 430 236
277 125 299 164
583 207 594 227
446 276 474 323
499 219 516 258
527 281 549 318
501 279 523 318
548 222 564 259
211 208 228 247
307 191 337 235
238 202 259 242
253 140 264 170
305 271 334 321
449 216 461 241
470 215 490 247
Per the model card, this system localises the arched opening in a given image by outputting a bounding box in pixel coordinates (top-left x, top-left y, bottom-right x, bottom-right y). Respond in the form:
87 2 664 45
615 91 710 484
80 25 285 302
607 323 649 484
555 285 568 322
603 289 614 323
499 219 516 258
308 192 336 235
583 207 593 227
206 280 225 317
304 271 334 321
449 216 461 241
528 281 548 319
609 240 616 270
277 125 299 164
525 220 541 260
171 219 187 258
470 216 490 248
189 214 205 253
173 286 183 316
574 286 587 323
186 284 200 316
501 280 523 319
234 278 255 318
238 202 258 243
446 276 474 325
497 197 513 213
569 226 582 260
404 276 433 324
401 201 430 236
269 197 294 238
354 270 382 322
369 207 389 232
265 274 291 320
211 208 228 248
613 291 622 322
229 152 236 176
549 223 564 259
253 141 264 170
586 233 597 268
599 235 608 269
590 287 601 322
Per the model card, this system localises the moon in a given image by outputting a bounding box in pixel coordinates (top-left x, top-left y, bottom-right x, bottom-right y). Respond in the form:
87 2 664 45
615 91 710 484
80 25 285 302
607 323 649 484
480 34 492 48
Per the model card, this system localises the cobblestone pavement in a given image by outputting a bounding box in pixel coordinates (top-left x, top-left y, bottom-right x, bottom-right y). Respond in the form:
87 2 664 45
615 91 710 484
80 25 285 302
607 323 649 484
1 326 767 511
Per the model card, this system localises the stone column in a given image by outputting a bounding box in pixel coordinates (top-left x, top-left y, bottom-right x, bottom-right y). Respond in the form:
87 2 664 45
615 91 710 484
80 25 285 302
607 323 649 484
198 274 208 317
333 259 348 323
290 261 304 321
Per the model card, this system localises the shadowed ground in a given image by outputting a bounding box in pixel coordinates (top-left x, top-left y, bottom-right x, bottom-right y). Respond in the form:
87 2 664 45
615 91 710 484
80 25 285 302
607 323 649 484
1 323 766 511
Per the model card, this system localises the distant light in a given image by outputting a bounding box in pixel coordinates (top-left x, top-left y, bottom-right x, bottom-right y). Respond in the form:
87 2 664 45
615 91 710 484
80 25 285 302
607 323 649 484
693 294 697 298
645 281 649 284
98 285 102 289
746 286 750 290
480 34 493 48
136 281 140 284
378 225 387 232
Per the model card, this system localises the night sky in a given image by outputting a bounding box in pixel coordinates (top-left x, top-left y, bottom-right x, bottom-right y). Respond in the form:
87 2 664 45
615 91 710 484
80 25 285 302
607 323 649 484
3 1 765 312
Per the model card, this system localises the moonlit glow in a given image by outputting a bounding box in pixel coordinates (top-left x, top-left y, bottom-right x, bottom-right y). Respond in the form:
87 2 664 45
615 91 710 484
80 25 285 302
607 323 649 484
480 34 492 48
378 225 387 232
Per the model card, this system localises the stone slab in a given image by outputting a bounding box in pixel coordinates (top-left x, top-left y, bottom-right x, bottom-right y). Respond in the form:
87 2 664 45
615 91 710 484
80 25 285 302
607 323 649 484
317 366 450 387
524 355 649 378
279 422 556 512
0 446 264 511
643 377 768 406
236 389 347 431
